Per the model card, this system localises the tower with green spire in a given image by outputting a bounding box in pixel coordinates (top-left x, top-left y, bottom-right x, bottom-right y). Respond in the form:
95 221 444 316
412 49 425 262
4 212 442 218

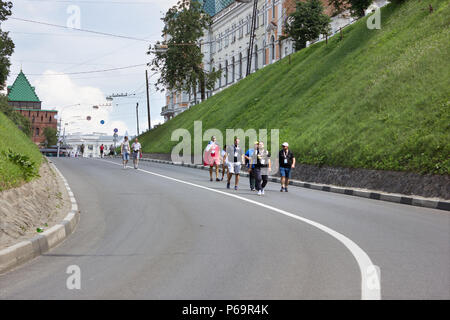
7 70 42 110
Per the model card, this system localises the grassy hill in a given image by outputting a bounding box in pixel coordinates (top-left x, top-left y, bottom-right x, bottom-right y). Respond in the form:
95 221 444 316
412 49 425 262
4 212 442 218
0 108 42 191
140 0 450 175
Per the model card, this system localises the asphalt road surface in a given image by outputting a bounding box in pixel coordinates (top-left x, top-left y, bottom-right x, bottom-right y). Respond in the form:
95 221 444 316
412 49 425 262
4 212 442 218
0 158 448 299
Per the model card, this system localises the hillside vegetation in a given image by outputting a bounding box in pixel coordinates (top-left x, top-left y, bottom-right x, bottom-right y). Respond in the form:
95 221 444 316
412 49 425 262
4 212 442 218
140 0 450 175
0 109 42 191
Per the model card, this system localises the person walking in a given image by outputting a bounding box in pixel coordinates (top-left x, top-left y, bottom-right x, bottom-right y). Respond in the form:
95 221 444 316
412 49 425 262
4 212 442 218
121 136 130 169
221 145 228 181
131 138 142 169
80 144 85 157
100 144 104 158
244 141 259 191
226 137 243 190
204 136 220 181
252 141 271 196
109 144 115 157
279 142 296 192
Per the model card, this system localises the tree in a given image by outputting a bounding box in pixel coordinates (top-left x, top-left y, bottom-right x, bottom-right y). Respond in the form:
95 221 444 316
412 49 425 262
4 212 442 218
0 1 14 91
149 0 220 102
328 0 374 18
284 0 331 51
348 0 372 17
43 127 57 147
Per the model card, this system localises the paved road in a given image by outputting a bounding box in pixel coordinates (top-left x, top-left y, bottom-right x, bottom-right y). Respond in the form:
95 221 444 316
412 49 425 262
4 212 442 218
0 158 448 299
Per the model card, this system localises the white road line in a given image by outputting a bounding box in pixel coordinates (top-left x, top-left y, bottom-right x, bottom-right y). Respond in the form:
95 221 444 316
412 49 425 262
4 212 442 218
101 159 381 300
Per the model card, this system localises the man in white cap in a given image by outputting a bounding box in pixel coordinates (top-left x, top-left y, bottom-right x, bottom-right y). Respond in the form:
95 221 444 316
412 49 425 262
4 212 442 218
279 142 295 192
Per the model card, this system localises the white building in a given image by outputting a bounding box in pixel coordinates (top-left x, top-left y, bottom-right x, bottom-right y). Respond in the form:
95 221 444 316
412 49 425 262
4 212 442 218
64 132 123 158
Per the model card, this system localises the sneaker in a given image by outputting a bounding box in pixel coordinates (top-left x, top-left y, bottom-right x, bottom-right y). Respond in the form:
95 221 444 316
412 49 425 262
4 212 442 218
262 189 265 195
285 187 288 192
280 187 284 192
210 178 213 181
257 190 262 196
251 188 255 191
216 178 221 182
234 186 238 190
227 182 230 189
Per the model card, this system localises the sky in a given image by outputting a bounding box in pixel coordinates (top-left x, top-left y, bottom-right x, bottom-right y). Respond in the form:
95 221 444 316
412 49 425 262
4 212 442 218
2 0 179 136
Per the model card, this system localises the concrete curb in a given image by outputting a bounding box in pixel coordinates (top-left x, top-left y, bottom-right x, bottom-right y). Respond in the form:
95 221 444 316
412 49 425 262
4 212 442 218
0 160 80 274
139 158 450 212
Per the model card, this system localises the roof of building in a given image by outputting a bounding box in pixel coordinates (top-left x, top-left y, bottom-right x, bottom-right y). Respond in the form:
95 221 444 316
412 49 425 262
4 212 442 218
200 0 236 17
7 70 41 102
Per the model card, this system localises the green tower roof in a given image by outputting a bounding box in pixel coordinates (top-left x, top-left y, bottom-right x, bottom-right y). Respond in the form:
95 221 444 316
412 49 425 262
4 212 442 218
7 70 41 102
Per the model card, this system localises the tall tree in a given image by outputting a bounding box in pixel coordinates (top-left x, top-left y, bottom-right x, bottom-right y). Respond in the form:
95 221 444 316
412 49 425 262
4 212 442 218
149 0 220 102
43 127 57 147
328 0 373 18
284 0 331 51
0 1 14 90
348 0 372 17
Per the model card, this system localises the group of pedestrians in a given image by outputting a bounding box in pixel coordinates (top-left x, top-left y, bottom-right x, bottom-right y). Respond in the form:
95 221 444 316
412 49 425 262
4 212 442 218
120 136 142 169
204 136 295 196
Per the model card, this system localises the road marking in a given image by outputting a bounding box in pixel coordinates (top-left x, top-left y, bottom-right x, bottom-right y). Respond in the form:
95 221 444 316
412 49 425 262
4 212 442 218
101 159 381 300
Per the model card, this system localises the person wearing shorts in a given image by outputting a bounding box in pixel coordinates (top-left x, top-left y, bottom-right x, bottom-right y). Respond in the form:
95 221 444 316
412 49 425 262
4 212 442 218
226 137 243 190
279 142 295 192
131 138 142 169
121 136 130 169
205 136 220 181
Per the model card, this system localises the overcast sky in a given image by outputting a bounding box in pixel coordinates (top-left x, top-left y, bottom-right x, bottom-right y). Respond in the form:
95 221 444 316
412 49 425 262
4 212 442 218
3 0 179 136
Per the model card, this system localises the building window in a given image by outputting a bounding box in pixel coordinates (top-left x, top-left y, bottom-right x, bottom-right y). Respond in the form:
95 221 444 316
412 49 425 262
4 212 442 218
254 45 258 70
225 60 228 85
246 16 250 35
232 57 235 83
219 64 222 87
35 127 39 136
239 20 243 38
239 53 242 79
256 10 259 28
271 35 275 61
263 40 266 65
32 116 35 123
273 2 276 19
225 29 229 47
232 24 236 43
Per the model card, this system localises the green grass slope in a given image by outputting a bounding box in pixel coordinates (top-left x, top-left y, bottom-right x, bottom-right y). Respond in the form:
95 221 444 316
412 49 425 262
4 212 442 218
0 111 42 191
141 0 450 174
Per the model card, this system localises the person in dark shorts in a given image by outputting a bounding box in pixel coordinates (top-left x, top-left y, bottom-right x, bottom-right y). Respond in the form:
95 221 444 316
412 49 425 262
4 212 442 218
279 142 295 192
100 144 104 158
226 137 243 190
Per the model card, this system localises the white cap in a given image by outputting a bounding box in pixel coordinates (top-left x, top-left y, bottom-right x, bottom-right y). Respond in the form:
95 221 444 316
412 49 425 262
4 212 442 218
282 142 289 147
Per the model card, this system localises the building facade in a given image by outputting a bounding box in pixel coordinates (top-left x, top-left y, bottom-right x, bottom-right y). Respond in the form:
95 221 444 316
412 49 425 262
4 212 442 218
7 70 58 146
64 132 122 158
162 0 387 122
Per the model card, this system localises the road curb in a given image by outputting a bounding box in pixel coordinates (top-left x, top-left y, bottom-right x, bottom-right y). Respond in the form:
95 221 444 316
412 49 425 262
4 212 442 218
140 158 450 212
0 160 80 274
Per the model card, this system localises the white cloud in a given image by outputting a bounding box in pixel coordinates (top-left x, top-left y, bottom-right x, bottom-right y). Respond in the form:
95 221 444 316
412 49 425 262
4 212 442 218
35 70 129 135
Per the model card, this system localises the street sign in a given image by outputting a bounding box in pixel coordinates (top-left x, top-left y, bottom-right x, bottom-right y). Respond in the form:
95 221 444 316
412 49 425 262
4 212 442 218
114 128 118 133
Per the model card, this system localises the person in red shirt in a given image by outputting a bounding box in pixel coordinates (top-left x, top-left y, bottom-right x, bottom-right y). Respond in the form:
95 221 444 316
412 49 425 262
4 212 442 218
100 144 104 158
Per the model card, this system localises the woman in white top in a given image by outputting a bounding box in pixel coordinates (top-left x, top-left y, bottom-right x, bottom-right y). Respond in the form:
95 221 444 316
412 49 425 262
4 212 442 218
131 138 142 169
